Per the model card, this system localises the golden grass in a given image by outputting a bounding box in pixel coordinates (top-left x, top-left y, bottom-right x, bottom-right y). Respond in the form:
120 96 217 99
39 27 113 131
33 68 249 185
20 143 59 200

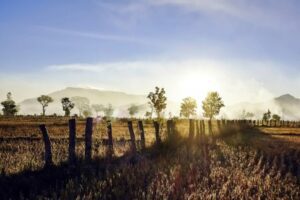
0 117 300 199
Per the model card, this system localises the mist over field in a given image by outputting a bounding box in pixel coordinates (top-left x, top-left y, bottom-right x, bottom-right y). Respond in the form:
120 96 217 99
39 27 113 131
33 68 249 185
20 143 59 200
13 86 300 120
1 60 300 120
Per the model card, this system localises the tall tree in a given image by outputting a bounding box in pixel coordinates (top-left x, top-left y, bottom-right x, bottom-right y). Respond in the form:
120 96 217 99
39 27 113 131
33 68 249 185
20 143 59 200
71 96 90 117
128 104 139 118
180 97 197 118
61 97 75 117
241 109 255 119
262 109 271 121
37 95 54 116
272 114 281 121
92 104 104 116
147 87 167 119
202 92 224 120
1 92 18 116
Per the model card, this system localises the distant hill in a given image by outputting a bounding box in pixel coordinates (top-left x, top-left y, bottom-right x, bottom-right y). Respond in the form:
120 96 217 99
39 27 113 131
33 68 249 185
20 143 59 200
274 94 300 119
18 87 300 119
223 94 300 120
19 87 178 117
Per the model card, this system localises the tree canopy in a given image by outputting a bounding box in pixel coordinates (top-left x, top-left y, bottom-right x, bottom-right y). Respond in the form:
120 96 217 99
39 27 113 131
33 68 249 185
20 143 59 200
147 87 167 119
37 95 54 116
128 104 139 118
262 109 271 121
1 92 18 116
272 114 281 121
61 97 74 117
180 97 197 118
202 92 224 120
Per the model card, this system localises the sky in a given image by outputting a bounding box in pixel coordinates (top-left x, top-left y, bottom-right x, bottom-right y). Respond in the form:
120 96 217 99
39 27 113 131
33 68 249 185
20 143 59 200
1 0 300 105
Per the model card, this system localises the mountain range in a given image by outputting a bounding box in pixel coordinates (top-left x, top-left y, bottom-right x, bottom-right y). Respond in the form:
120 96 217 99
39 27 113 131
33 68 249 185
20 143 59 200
18 87 300 120
19 87 178 117
223 94 300 120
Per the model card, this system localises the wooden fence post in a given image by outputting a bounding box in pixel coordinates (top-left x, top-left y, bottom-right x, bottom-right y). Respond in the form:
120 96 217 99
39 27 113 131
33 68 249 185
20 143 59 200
196 120 200 140
107 121 114 157
217 120 221 132
85 117 93 161
153 121 161 144
138 121 146 151
222 119 226 127
200 120 205 138
171 120 176 135
167 120 173 137
128 121 137 154
68 119 76 164
39 124 53 167
189 119 195 140
208 120 213 136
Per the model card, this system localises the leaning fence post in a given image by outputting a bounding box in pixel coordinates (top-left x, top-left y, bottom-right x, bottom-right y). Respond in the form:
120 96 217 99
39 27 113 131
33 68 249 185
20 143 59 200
138 120 146 151
171 120 176 136
107 120 114 157
39 124 53 167
196 120 200 140
68 119 76 164
201 120 207 143
217 120 221 132
128 121 137 154
85 117 93 161
167 120 173 137
153 121 161 144
189 119 195 140
200 120 205 138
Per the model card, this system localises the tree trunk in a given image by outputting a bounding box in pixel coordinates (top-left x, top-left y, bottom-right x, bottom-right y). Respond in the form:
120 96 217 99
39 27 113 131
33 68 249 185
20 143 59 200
42 106 46 116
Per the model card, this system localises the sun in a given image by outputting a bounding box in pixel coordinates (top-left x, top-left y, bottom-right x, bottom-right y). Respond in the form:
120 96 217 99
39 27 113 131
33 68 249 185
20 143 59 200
176 71 221 104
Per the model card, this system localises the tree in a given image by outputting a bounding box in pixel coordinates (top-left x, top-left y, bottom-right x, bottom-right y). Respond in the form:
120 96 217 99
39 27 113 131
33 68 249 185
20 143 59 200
71 97 90 117
103 104 114 119
245 112 255 119
37 95 54 116
272 114 281 121
202 92 225 120
180 97 197 118
147 87 167 119
61 97 75 117
241 109 255 119
128 104 139 118
262 109 271 121
92 104 104 116
145 111 153 119
1 92 18 116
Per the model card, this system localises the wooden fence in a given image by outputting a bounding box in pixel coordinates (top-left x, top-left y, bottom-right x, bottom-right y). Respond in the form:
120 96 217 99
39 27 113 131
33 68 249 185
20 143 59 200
37 118 300 167
37 118 250 167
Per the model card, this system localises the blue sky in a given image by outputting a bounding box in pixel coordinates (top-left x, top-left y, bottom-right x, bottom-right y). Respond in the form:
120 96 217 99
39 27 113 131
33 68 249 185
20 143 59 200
1 0 300 104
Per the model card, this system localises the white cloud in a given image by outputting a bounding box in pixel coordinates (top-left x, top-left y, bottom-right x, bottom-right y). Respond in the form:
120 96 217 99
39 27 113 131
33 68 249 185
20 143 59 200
95 1 147 13
146 0 298 30
47 64 106 72
38 26 154 46
46 61 149 73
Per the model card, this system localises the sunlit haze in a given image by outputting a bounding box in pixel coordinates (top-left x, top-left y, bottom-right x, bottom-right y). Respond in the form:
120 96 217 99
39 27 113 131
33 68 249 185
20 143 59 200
1 0 300 107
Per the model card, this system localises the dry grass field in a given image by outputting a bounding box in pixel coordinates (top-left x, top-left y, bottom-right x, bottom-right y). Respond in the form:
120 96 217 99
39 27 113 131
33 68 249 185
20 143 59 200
0 117 299 199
